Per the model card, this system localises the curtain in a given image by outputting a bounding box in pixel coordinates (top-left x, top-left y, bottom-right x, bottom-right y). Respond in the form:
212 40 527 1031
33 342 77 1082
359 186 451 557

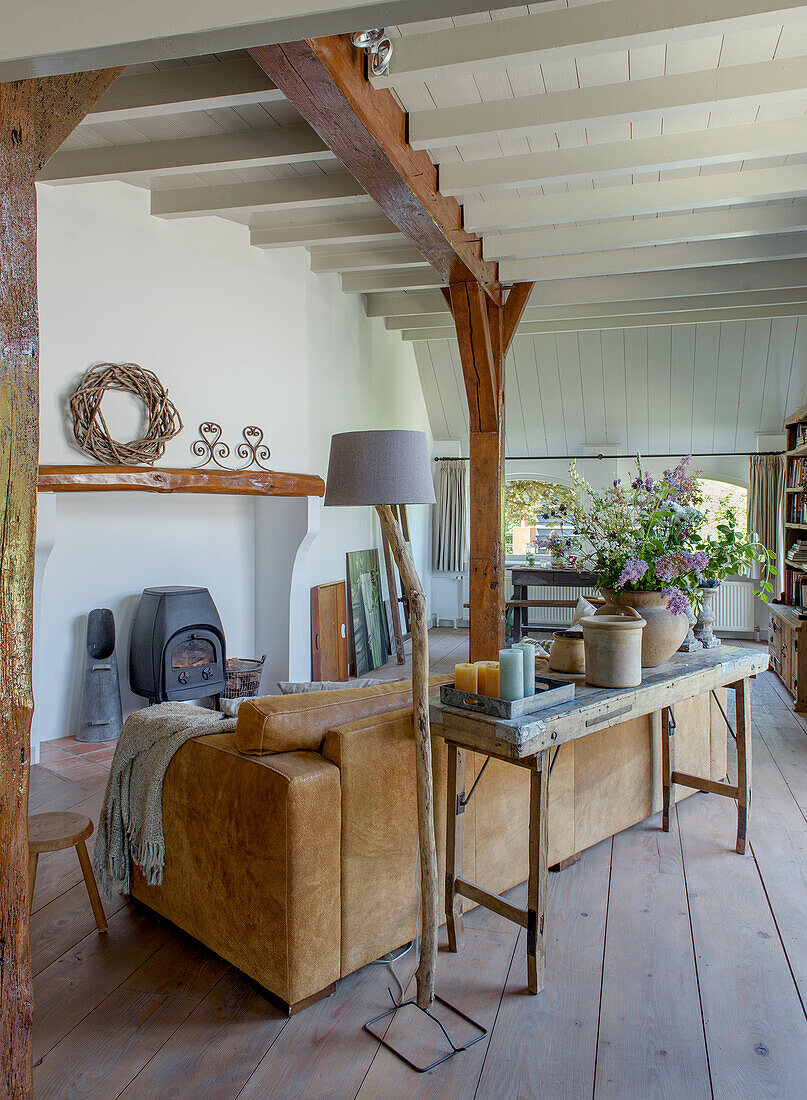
749 453 785 594
433 459 467 572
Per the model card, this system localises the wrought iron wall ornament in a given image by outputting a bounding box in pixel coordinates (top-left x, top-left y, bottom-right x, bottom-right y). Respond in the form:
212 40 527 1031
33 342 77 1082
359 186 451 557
191 422 231 469
191 423 272 471
236 426 272 471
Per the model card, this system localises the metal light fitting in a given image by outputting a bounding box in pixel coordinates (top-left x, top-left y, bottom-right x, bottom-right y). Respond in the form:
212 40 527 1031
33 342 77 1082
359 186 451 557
352 27 393 76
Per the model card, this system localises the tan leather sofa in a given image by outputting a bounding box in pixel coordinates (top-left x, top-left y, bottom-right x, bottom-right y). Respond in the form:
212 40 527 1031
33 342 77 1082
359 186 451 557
131 678 725 1013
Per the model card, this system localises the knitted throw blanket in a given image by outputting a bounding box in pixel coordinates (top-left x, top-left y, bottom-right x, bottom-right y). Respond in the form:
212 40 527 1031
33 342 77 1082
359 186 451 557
93 702 236 900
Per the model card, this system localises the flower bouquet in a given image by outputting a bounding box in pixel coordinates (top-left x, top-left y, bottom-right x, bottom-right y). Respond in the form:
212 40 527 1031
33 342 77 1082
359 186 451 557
541 455 771 665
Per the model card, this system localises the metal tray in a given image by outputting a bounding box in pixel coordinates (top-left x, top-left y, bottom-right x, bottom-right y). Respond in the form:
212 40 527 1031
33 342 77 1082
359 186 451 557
439 675 576 719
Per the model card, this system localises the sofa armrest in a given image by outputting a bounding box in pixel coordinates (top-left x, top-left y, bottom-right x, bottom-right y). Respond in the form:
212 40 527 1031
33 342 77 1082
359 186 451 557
130 731 341 1008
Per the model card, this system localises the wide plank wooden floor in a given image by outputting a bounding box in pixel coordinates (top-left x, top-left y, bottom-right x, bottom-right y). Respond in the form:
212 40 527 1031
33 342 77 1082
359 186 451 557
30 630 807 1098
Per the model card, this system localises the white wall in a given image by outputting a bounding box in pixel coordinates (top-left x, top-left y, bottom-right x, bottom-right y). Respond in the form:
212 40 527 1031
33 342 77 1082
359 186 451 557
33 181 431 756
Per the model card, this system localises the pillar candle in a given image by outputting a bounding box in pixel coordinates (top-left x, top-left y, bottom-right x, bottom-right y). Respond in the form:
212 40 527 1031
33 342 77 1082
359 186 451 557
512 642 536 697
476 661 500 697
499 648 525 702
454 663 478 693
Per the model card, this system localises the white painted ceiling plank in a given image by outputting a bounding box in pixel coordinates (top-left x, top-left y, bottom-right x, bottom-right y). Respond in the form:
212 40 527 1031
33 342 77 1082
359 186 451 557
647 326 673 453
624 328 651 455
600 329 629 450
712 320 748 450
669 326 697 455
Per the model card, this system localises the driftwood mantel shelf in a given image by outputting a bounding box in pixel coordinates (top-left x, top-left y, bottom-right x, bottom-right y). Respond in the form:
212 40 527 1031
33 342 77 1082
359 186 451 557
38 465 325 498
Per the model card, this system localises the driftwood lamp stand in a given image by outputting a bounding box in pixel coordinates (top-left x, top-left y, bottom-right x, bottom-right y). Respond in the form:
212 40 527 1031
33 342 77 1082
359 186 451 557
324 430 486 1071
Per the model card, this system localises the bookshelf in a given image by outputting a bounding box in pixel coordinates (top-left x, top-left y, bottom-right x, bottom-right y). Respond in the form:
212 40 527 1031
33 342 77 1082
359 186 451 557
784 401 807 606
773 402 807 711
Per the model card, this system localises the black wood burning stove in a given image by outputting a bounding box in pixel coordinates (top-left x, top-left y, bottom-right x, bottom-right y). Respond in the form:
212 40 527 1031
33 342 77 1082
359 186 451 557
129 586 226 704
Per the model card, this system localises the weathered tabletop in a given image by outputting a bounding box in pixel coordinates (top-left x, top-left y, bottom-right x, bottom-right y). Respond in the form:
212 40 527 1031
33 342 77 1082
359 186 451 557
432 646 769 761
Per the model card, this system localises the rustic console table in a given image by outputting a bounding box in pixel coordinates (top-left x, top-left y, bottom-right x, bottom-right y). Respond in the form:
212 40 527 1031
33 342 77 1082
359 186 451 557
432 647 768 996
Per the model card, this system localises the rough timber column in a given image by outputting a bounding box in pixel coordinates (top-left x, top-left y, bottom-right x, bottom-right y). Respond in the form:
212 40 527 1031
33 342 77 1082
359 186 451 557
0 67 120 1099
448 281 534 661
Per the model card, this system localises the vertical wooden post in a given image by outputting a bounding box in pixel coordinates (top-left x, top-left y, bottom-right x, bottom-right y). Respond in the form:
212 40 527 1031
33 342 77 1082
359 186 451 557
0 68 121 1099
448 281 534 661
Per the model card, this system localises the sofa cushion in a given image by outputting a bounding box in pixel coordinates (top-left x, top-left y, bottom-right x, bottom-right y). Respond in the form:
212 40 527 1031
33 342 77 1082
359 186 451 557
235 676 451 756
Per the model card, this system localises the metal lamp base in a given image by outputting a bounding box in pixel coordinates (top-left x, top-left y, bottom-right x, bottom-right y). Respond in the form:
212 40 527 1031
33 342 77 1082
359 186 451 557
364 990 487 1073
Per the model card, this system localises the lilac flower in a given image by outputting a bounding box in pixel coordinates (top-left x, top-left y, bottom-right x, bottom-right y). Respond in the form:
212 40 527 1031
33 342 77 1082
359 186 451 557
618 559 649 588
690 550 708 577
644 474 654 492
662 587 689 616
655 553 679 582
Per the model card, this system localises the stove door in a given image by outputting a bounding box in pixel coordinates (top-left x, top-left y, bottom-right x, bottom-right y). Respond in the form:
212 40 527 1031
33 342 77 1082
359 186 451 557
162 629 225 700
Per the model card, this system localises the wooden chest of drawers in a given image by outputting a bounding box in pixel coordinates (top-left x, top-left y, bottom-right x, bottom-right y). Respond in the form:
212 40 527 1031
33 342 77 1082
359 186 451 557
769 605 807 711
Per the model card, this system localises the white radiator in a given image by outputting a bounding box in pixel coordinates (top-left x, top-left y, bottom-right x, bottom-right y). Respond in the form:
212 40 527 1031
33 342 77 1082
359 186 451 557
713 578 755 634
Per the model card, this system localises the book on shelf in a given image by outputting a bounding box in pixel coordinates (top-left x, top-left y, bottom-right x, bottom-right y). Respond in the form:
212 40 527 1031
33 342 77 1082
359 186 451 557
797 423 807 447
788 456 807 488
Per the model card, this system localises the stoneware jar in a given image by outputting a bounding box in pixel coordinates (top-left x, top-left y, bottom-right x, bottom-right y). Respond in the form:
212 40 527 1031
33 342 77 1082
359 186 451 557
597 589 688 668
580 608 646 688
549 629 585 675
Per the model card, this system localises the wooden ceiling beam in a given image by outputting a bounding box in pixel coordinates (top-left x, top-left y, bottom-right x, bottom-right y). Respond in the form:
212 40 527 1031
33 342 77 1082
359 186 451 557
250 215 400 248
485 203 807 261
410 55 807 151
400 301 807 340
373 0 807 86
386 288 807 328
42 123 331 182
442 116 807 198
465 163 807 233
87 58 283 123
248 36 501 303
500 233 807 283
150 172 368 218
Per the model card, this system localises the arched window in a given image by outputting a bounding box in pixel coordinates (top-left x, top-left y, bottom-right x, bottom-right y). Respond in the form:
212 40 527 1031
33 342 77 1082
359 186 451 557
697 478 748 540
505 478 575 557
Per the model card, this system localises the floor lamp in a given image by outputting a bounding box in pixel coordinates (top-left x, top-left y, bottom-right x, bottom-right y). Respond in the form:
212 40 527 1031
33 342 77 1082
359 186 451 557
325 430 485 1071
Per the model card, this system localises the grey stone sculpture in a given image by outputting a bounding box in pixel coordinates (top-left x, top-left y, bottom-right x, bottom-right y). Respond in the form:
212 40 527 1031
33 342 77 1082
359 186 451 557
77 608 123 742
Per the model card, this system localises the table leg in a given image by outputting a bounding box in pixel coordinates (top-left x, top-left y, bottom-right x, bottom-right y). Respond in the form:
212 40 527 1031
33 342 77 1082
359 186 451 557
527 751 550 995
445 743 466 953
735 678 752 854
513 584 524 642
661 706 675 832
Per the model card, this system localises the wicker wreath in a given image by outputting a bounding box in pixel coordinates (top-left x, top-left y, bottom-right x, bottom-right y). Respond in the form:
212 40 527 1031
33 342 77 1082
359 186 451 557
69 363 183 465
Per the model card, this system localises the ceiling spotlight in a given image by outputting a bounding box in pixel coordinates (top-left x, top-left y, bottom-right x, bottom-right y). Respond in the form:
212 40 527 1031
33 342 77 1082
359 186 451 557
352 29 385 49
370 38 393 76
352 28 393 77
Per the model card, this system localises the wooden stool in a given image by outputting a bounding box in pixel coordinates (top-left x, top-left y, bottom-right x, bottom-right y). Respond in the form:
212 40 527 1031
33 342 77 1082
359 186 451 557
28 812 107 932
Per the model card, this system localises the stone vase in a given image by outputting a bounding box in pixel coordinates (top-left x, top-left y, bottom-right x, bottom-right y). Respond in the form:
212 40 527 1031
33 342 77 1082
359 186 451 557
679 602 702 653
694 584 721 650
598 590 689 667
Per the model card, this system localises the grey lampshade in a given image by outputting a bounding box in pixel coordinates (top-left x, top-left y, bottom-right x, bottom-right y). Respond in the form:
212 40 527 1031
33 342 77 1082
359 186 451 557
324 430 436 507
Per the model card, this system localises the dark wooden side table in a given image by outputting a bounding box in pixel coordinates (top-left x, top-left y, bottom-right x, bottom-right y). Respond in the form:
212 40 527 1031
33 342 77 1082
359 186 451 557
509 566 598 640
433 648 767 995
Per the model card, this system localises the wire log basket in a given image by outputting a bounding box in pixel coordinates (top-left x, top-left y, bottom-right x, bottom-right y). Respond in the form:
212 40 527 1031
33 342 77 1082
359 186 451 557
223 655 266 699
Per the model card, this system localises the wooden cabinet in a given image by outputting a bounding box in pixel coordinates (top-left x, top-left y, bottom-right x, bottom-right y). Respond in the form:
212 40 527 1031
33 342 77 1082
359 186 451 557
769 605 807 711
